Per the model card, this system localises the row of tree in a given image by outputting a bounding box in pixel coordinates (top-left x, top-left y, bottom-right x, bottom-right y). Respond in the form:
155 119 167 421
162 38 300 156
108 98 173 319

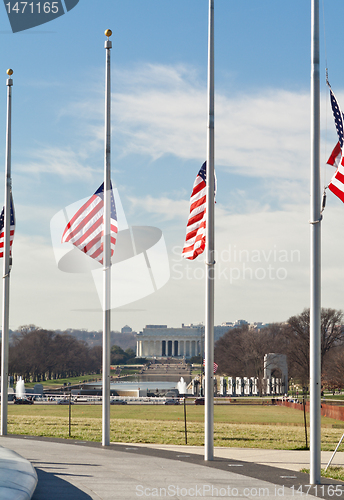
7 325 102 382
214 308 344 390
4 308 344 387
2 325 138 383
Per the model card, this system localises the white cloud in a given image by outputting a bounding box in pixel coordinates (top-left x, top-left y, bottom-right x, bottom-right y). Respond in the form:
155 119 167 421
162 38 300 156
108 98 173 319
4 190 344 332
56 63 341 185
6 62 344 331
2 235 102 331
14 63 340 209
108 64 337 181
16 146 97 179
123 187 344 325
128 195 189 221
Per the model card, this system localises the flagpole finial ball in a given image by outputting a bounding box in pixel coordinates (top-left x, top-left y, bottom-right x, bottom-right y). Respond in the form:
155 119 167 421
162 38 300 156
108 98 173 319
6 69 13 76
105 29 112 38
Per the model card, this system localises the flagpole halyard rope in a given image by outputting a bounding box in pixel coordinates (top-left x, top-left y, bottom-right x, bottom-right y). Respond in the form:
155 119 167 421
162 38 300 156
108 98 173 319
309 216 322 225
322 0 330 191
322 0 328 80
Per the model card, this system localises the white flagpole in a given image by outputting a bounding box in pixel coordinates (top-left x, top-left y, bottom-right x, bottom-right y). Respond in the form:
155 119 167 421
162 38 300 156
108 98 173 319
102 30 112 447
205 0 215 462
310 0 321 485
1 69 13 436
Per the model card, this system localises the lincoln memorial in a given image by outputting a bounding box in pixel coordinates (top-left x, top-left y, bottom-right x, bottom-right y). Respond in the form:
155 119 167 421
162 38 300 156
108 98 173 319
136 324 204 359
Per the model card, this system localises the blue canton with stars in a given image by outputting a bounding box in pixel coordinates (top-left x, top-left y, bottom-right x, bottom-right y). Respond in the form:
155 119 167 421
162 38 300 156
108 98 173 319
0 195 15 232
330 89 344 149
198 162 207 183
95 182 117 221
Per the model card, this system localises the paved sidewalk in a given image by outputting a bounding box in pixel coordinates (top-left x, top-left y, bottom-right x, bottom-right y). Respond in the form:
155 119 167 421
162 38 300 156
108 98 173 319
1 436 344 500
128 442 344 472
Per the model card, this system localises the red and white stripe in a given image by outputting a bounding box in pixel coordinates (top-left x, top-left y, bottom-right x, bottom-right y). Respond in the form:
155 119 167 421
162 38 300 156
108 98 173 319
182 168 207 260
328 154 344 203
327 87 344 203
0 195 15 258
0 225 15 258
62 184 117 264
327 142 344 203
327 141 342 169
203 359 218 374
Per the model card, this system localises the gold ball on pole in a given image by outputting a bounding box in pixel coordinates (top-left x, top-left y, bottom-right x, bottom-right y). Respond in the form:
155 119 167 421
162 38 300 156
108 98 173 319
6 69 13 76
105 29 112 38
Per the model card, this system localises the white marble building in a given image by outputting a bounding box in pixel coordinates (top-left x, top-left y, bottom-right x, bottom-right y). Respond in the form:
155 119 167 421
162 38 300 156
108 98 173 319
135 321 262 359
136 324 204 358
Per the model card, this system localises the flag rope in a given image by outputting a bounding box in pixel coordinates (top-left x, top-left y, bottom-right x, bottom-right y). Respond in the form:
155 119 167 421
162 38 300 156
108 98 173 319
322 0 330 195
322 0 328 77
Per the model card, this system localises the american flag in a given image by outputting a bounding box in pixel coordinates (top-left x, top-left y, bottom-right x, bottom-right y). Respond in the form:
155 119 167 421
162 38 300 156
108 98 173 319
330 88 344 149
182 162 207 260
62 182 118 264
0 194 15 258
327 141 342 169
203 359 218 374
328 89 344 203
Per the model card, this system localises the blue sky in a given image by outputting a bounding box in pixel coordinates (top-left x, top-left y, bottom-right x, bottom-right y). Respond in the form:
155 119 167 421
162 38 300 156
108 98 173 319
0 0 343 333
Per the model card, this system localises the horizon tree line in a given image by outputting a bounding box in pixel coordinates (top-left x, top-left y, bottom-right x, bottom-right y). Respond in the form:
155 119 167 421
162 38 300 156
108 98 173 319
0 325 137 383
3 308 344 389
214 308 344 391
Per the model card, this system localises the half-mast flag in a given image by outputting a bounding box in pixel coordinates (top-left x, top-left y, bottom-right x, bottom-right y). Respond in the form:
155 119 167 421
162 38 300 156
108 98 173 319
328 88 344 202
203 358 218 374
330 88 344 148
62 182 118 265
0 194 15 258
327 141 342 169
328 89 344 203
182 162 207 260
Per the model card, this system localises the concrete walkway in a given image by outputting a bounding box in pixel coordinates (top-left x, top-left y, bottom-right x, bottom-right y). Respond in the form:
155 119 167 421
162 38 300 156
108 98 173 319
129 442 344 472
1 436 344 500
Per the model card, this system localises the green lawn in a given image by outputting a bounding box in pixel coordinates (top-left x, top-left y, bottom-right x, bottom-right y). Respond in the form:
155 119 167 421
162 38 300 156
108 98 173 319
301 467 344 482
6 403 344 451
6 403 319 423
323 395 344 402
23 374 102 389
23 369 142 389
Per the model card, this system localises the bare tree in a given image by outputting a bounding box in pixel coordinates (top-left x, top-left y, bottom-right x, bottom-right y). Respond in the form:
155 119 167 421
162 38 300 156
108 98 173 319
9 326 102 382
285 308 344 383
215 324 285 386
322 345 344 393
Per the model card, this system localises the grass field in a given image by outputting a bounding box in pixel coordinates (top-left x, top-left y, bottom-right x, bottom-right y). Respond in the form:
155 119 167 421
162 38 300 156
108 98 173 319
24 374 103 389
301 467 344 482
7 403 344 451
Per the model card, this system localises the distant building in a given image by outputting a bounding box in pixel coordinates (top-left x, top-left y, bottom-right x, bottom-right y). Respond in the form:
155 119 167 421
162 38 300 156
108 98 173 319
234 319 249 327
249 322 269 331
136 324 203 358
121 325 132 334
136 322 243 358
135 319 269 358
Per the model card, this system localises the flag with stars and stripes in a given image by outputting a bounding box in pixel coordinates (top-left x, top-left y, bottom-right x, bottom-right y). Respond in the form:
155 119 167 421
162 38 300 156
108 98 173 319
182 162 210 260
62 182 118 265
328 89 344 203
327 141 342 169
203 358 218 374
0 194 15 258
